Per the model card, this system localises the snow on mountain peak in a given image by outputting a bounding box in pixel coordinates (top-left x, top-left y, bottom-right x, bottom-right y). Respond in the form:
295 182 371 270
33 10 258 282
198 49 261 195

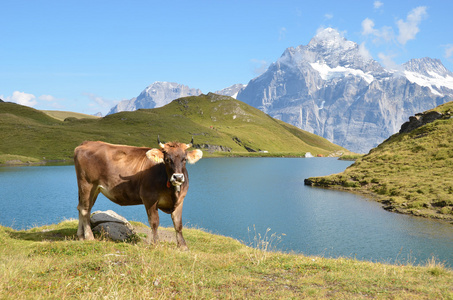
403 58 452 77
308 27 356 51
215 83 246 99
310 62 375 84
274 27 382 84
402 58 453 96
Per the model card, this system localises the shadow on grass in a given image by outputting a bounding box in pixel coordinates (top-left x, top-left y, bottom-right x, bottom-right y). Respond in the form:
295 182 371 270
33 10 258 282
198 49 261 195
4 220 179 247
7 227 78 242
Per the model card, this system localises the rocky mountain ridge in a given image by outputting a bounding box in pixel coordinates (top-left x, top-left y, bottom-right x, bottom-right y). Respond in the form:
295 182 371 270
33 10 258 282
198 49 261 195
105 28 453 153
234 28 453 153
399 109 451 134
108 82 202 115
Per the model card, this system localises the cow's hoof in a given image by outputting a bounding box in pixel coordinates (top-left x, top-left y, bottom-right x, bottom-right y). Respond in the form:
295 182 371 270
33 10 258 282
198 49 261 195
179 245 189 251
83 235 95 241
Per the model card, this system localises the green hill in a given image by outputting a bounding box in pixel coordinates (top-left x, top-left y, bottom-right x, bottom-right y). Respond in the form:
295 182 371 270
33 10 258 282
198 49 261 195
306 101 453 221
42 110 100 121
0 94 348 164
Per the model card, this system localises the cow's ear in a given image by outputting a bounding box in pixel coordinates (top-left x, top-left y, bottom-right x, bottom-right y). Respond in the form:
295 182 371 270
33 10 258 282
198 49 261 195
146 149 164 164
186 149 203 164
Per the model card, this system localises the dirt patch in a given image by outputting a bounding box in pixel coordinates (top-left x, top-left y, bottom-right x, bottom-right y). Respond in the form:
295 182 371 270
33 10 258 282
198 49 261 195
134 226 176 244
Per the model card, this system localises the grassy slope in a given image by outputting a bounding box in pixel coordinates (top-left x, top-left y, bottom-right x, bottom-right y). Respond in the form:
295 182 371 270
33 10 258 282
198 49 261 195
42 110 100 121
306 101 453 221
0 94 347 163
1 220 451 299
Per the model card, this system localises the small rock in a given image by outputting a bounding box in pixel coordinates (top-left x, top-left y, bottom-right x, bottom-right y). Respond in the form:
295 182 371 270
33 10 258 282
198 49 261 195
91 210 135 241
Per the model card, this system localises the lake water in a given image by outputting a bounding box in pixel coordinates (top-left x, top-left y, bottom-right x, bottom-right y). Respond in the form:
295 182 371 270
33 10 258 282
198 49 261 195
1 158 452 267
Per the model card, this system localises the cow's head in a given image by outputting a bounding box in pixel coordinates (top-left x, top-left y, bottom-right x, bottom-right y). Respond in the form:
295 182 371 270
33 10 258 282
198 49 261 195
146 136 203 190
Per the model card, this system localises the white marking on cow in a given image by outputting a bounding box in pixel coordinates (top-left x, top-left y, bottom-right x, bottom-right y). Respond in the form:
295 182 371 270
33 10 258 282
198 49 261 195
99 185 115 201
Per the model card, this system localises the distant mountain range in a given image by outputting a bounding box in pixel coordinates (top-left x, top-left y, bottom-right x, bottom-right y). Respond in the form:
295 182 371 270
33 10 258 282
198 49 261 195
233 28 453 153
108 82 202 115
107 28 453 153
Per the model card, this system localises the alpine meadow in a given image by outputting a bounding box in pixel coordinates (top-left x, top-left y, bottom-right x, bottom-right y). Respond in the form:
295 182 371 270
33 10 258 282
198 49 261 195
0 93 348 165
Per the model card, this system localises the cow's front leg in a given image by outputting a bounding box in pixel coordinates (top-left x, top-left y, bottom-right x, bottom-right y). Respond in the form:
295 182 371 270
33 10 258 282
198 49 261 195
171 203 188 251
146 202 160 245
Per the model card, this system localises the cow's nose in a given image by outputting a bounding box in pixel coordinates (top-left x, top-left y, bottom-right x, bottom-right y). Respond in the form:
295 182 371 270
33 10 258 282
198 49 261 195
171 173 185 184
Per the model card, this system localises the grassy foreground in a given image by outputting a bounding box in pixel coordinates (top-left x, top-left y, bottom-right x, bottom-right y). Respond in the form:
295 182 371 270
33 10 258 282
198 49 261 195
1 220 452 299
306 102 453 221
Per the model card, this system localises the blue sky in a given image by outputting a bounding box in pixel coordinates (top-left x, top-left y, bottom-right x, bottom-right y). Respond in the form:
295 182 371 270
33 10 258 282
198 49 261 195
1 0 452 115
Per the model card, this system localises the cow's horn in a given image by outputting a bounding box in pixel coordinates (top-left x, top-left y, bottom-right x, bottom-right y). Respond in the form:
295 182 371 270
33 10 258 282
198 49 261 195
186 137 193 148
157 135 165 148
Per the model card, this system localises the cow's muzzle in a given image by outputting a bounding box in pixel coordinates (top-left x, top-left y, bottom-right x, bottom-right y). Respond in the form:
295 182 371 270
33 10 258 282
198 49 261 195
170 173 185 185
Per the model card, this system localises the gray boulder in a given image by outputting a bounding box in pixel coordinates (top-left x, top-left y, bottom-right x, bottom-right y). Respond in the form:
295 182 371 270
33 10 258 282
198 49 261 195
90 210 135 241
399 111 443 134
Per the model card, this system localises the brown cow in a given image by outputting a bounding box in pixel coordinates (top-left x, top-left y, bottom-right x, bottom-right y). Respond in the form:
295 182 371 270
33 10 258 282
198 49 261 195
73 137 203 250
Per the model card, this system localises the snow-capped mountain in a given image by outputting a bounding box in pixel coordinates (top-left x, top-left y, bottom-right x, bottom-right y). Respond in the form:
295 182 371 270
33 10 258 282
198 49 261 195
108 82 202 115
236 28 453 153
215 84 246 99
403 58 453 97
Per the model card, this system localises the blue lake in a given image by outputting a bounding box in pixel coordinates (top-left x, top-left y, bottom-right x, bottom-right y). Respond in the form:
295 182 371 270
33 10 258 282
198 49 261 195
1 157 452 267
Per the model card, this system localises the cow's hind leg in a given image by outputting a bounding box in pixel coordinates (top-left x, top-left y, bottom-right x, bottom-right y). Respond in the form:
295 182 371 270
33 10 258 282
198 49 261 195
77 182 99 240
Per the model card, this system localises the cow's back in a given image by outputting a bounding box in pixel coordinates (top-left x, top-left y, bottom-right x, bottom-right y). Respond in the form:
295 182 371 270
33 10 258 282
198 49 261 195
74 141 150 184
74 141 165 206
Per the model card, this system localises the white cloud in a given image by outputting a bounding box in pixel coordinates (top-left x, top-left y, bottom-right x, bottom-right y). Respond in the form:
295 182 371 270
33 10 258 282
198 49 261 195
396 6 427 45
84 92 110 107
250 59 268 76
38 94 64 109
378 53 402 72
38 94 56 102
362 6 427 47
7 91 37 107
358 43 373 60
324 13 333 20
445 44 453 59
279 27 287 41
83 92 119 113
361 18 376 36
374 1 383 9
3 92 64 109
361 18 393 43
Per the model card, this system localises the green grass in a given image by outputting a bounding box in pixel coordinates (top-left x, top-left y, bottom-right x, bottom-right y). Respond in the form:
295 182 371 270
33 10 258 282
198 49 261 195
306 101 453 221
0 154 42 165
1 220 452 299
0 94 348 164
338 154 364 161
42 110 100 121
